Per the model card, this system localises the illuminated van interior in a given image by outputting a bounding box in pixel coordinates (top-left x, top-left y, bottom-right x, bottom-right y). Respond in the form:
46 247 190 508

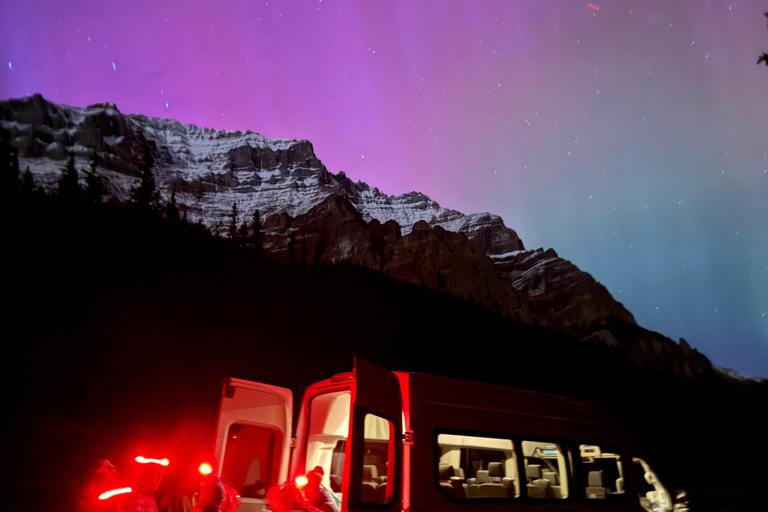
303 390 394 505
305 390 351 501
577 444 625 499
522 440 569 499
437 433 520 499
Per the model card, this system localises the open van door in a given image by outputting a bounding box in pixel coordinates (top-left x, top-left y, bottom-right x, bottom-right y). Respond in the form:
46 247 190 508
214 377 293 512
342 359 402 512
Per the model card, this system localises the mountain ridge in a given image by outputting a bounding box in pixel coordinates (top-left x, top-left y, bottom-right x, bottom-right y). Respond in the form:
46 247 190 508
1 93 744 381
0 94 519 248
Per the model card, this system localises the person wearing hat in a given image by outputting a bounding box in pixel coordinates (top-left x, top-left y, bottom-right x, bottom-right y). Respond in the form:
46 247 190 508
189 474 225 512
302 467 339 512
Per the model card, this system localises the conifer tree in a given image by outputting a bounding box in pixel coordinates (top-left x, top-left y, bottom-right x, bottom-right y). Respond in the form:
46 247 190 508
238 222 250 247
288 231 297 266
759 13 768 66
251 209 263 257
22 167 35 194
228 201 239 239
85 151 107 203
58 152 81 199
166 191 180 222
133 147 159 209
1 128 20 195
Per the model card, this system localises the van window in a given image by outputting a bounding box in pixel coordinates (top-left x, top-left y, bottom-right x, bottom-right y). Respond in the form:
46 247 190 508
220 423 281 494
436 433 519 499
360 413 395 504
577 444 625 499
522 440 569 499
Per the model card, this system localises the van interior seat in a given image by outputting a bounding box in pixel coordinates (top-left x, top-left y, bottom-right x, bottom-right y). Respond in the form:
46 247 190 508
487 462 504 483
466 470 490 498
525 464 550 499
586 470 606 499
437 464 465 499
362 465 379 502
543 471 563 499
375 482 388 502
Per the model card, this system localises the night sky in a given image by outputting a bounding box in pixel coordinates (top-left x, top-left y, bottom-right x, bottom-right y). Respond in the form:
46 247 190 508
2 1 766 376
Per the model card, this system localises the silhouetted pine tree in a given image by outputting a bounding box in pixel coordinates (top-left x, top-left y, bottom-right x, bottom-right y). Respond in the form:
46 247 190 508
166 191 180 222
759 13 768 66
288 231 297 266
1 128 20 195
85 151 107 203
133 147 159 209
228 201 239 239
22 167 35 194
251 209 263 258
57 152 81 200
237 222 250 247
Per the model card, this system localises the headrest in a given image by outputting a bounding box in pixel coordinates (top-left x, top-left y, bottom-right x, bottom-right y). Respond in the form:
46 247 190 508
475 470 490 483
543 471 558 484
438 464 453 481
363 465 378 481
488 462 504 477
453 467 465 480
588 471 603 487
526 464 542 480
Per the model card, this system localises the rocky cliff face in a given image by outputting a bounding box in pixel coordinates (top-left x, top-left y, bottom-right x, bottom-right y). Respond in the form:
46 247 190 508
0 94 522 248
1 94 715 378
261 194 714 378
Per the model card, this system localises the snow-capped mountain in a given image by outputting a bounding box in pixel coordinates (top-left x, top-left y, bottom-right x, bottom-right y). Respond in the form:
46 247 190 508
0 94 522 253
713 365 766 383
1 94 719 379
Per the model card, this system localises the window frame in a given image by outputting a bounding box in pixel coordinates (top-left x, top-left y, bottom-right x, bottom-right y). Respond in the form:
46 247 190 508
568 439 631 505
347 406 400 510
220 422 282 492
433 428 522 503
518 434 573 501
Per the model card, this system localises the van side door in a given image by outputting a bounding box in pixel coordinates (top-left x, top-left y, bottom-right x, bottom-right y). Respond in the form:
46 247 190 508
342 359 402 512
214 377 293 510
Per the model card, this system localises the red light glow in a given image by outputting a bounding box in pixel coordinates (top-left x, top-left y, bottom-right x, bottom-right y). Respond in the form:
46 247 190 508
199 463 213 475
587 3 600 10
135 456 169 466
98 487 132 500
295 475 308 488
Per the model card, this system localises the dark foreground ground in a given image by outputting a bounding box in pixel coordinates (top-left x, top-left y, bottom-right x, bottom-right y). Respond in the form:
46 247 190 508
2 191 766 511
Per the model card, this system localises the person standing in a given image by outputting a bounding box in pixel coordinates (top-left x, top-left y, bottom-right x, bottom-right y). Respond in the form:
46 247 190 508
302 467 339 512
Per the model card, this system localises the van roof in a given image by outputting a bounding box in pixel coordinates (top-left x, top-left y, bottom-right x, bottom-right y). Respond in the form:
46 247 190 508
402 371 622 429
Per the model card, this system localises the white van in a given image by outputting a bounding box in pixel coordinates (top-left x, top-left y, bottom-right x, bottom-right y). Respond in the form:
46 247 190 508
213 359 679 512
